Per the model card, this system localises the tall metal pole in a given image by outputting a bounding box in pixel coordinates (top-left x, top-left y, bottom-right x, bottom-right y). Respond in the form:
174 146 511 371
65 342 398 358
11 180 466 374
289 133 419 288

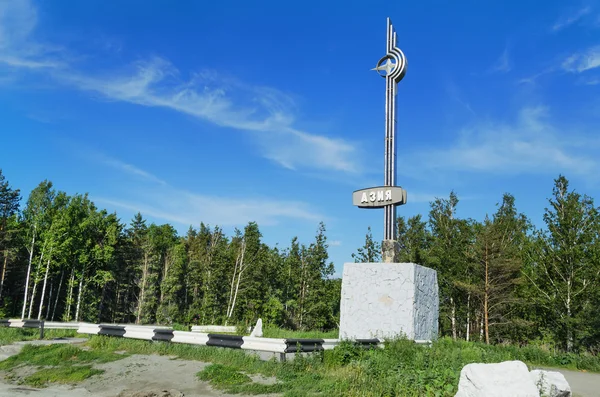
373 18 407 262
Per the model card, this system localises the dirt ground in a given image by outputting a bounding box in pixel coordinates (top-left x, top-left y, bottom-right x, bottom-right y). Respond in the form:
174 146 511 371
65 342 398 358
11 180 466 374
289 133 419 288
0 353 263 397
0 339 276 397
0 339 598 396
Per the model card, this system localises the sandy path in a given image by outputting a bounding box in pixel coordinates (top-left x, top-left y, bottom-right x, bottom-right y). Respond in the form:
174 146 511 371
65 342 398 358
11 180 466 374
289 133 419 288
0 354 253 396
0 339 273 397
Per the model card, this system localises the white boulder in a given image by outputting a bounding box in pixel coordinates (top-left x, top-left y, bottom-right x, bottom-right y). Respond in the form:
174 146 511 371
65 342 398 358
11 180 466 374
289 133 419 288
530 370 571 397
455 360 540 397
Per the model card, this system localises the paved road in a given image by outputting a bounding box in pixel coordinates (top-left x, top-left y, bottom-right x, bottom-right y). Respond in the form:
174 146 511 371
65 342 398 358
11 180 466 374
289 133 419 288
532 366 600 397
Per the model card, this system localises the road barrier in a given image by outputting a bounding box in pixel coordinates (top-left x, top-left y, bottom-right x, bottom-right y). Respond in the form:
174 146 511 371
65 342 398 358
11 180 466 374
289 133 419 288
75 323 382 360
0 319 383 360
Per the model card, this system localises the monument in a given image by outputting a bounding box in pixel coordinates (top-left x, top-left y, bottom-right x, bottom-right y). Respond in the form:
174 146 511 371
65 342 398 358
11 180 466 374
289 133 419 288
339 18 439 342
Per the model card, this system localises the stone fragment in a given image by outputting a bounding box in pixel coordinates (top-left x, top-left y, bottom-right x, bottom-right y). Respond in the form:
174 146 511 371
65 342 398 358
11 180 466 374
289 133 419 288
250 318 263 337
530 369 571 397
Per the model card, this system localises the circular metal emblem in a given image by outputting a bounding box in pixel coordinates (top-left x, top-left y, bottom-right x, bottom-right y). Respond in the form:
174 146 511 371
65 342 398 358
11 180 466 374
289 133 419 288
374 55 397 78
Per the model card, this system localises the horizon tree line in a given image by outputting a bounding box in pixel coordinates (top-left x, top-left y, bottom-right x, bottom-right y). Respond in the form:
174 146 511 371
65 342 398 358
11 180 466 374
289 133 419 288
1 169 599 353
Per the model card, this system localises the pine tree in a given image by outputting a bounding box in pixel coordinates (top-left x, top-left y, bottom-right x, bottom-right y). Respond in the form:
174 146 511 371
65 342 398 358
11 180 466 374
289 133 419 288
351 226 380 262
0 170 21 304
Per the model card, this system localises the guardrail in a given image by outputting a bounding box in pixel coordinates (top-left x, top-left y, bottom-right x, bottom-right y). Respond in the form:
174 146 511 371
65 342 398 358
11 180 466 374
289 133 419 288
0 320 383 360
76 323 382 361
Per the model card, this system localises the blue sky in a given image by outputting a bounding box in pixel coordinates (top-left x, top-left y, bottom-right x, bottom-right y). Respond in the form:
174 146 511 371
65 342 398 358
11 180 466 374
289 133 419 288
1 0 600 275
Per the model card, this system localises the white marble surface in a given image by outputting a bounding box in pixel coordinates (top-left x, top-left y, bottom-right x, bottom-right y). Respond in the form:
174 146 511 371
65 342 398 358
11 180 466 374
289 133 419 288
339 263 438 341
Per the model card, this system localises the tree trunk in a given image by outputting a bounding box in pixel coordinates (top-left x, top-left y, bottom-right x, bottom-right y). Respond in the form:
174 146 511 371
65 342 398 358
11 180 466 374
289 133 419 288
226 240 246 324
566 277 573 352
46 282 53 319
0 250 8 301
28 280 38 319
451 296 457 340
26 242 47 319
136 252 149 324
51 268 65 321
480 312 484 341
466 293 471 342
65 268 75 321
226 247 241 321
21 231 36 319
75 268 85 322
484 243 490 345
38 252 52 320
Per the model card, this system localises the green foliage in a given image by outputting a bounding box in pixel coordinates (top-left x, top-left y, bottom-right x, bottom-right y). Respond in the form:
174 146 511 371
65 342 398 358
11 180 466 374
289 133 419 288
2 170 600 354
0 343 125 369
0 341 123 388
81 335 600 396
197 364 252 386
23 365 103 387
0 328 78 345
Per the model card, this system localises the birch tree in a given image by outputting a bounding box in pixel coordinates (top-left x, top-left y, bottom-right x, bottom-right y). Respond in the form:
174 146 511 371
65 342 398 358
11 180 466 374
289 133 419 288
524 175 600 352
21 181 54 319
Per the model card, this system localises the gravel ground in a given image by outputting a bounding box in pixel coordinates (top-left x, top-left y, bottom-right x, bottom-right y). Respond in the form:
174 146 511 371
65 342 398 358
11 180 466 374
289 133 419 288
0 339 275 397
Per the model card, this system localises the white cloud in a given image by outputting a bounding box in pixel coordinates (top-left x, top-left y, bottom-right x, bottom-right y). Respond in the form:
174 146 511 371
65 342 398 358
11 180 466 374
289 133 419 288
98 155 168 185
490 48 511 73
89 154 325 227
0 0 359 174
0 0 63 69
552 6 591 31
329 240 342 247
403 106 598 179
562 46 600 73
95 188 323 228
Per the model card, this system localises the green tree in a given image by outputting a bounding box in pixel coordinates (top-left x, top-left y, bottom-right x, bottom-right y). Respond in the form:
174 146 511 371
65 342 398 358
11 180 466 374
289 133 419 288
397 215 430 264
21 180 55 319
352 226 380 262
524 175 600 352
0 170 21 304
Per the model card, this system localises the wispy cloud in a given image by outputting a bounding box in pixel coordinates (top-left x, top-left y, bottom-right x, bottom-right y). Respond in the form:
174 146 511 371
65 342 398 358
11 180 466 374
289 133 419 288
0 0 64 69
90 154 325 227
98 155 168 185
329 240 342 247
490 47 511 73
562 46 600 73
402 106 598 179
0 0 359 174
552 6 591 31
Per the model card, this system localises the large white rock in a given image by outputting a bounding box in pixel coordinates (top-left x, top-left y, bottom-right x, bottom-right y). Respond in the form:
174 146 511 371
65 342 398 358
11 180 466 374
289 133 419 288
530 370 571 397
339 263 438 341
455 360 540 397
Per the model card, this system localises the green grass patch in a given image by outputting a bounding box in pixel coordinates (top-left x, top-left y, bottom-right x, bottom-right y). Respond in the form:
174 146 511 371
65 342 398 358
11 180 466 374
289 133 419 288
0 343 125 370
261 325 338 339
83 335 600 397
0 328 79 345
0 343 125 388
197 364 252 386
23 365 103 387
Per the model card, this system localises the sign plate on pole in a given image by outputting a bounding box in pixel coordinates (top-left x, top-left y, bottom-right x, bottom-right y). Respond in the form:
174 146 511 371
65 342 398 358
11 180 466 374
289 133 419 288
352 186 407 208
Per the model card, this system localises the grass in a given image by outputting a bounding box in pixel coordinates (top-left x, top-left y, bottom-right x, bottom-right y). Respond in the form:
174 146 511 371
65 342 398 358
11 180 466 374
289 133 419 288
1 327 599 395
85 335 600 397
23 366 103 387
0 343 126 388
261 325 338 339
0 328 79 345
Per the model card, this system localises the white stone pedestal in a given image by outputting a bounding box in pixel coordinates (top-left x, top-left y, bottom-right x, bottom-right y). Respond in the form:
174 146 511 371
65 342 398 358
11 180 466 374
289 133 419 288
339 263 439 341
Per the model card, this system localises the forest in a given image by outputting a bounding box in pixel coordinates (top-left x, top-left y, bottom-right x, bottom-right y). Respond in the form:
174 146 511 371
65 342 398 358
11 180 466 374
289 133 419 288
0 169 599 354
